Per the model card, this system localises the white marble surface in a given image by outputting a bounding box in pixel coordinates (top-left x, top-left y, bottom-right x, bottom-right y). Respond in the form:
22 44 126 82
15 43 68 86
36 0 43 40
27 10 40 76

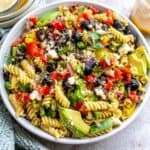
40 0 150 149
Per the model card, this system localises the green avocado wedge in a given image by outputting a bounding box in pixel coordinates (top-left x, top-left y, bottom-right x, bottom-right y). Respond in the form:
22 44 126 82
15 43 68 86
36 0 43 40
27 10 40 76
59 107 90 137
89 118 112 136
128 46 150 76
135 46 150 69
36 11 60 27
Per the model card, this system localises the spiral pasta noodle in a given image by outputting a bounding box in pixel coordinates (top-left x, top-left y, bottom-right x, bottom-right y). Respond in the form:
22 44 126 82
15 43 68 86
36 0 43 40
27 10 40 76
41 125 66 138
83 101 111 111
4 64 26 76
9 94 25 117
54 83 70 108
41 116 64 128
33 57 45 71
21 59 36 79
109 27 129 43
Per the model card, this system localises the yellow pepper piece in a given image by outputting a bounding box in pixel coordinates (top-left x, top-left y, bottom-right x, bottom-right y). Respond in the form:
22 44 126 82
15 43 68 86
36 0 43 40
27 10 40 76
122 103 136 119
25 31 36 44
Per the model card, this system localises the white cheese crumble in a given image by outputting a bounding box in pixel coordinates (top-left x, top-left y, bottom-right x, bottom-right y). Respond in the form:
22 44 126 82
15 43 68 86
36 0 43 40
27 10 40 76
119 43 134 56
67 76 75 85
94 86 106 100
30 90 41 101
111 117 122 127
48 50 58 59
96 29 106 35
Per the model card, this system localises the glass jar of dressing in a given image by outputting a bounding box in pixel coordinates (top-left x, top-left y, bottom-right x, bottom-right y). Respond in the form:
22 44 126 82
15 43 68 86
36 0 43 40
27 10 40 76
131 0 150 34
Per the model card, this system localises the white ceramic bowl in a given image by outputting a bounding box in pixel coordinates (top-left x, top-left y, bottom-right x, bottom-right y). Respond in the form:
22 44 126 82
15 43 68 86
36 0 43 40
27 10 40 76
0 0 34 22
0 0 44 28
0 0 150 145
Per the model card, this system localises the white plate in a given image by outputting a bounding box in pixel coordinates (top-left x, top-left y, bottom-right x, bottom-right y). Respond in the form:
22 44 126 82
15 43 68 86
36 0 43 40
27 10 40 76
0 0 34 22
0 0 43 28
0 0 149 145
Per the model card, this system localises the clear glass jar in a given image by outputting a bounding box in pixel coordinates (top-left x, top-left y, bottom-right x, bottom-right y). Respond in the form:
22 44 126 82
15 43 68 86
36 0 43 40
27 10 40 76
131 0 150 34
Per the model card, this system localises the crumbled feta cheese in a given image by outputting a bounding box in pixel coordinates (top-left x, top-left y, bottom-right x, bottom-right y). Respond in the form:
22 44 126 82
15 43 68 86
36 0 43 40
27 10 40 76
67 76 75 85
111 117 122 127
30 90 41 101
94 86 106 100
96 29 106 35
61 54 67 60
119 44 133 56
48 50 58 59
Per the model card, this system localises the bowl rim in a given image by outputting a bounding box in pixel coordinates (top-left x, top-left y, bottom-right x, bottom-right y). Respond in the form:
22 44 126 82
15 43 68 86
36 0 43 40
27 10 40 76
0 0 34 21
0 0 18 13
0 0 150 145
0 0 43 28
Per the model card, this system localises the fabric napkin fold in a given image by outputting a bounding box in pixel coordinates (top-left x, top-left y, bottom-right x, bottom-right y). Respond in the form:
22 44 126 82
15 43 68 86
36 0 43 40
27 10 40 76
0 0 134 149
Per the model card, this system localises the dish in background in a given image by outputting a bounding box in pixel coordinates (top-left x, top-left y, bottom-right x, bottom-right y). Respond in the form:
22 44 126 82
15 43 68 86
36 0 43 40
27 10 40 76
0 0 18 13
0 0 43 28
0 0 34 22
0 0 149 145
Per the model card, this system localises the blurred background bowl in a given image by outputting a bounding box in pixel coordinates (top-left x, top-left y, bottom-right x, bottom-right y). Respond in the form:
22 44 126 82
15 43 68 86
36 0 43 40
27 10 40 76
0 0 46 28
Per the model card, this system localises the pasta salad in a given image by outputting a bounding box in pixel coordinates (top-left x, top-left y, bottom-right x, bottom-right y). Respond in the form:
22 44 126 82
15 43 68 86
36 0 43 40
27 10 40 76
3 4 150 138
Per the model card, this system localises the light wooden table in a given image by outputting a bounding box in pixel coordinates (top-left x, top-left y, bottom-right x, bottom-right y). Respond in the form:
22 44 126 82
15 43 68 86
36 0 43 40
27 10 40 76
41 0 150 149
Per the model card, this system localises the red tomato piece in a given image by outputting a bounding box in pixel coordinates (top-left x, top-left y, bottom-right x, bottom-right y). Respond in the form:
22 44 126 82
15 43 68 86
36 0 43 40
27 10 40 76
77 12 90 24
105 80 113 90
38 85 51 96
50 71 63 81
114 69 123 81
26 42 39 57
51 20 65 31
104 9 113 17
29 15 38 25
103 17 114 25
99 59 107 68
84 74 97 83
74 102 83 111
88 5 99 14
16 93 31 104
128 91 139 103
62 72 71 80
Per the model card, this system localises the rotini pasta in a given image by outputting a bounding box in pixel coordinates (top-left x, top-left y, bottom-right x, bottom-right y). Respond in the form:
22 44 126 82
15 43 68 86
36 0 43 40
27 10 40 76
41 116 64 128
9 94 25 117
54 82 70 108
21 59 36 79
4 4 148 139
83 101 111 111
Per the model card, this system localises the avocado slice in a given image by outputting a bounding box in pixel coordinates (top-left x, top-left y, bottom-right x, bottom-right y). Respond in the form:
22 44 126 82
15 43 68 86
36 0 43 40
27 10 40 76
128 54 147 75
59 107 90 137
135 46 150 69
89 118 112 136
36 11 60 27
128 46 150 75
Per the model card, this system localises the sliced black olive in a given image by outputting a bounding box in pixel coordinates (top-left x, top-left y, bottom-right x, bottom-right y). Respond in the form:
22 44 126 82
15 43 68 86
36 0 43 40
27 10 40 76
81 20 90 30
113 20 125 31
84 64 93 75
36 29 46 41
62 80 74 91
72 33 81 43
124 26 138 44
125 78 140 91
46 61 57 73
101 24 108 31
3 70 9 81
89 58 97 68
42 78 51 85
